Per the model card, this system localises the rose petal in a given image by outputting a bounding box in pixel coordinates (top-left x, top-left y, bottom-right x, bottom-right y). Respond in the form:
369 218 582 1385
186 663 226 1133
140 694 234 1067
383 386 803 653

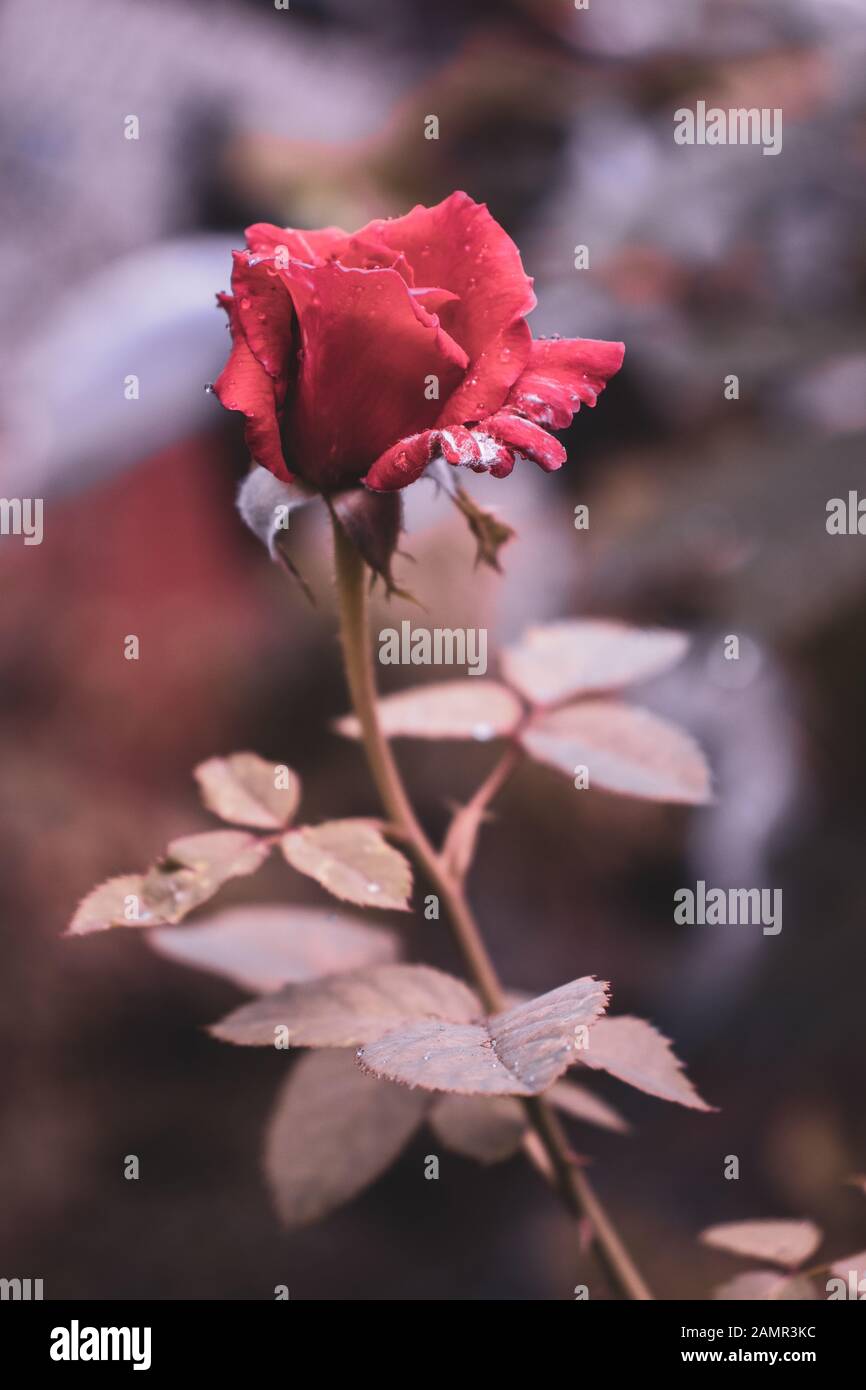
213 294 291 481
279 260 468 490
229 252 295 381
357 192 536 419
472 433 515 479
335 235 414 279
440 318 533 427
506 337 625 429
438 425 481 467
363 429 438 492
411 286 461 315
244 221 349 264
483 411 567 473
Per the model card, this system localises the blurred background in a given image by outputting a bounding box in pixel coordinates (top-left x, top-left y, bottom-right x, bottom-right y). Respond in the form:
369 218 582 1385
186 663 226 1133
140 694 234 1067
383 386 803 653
2 0 866 1300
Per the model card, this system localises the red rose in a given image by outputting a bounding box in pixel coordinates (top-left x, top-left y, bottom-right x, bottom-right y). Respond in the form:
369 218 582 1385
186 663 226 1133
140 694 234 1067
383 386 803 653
214 191 624 495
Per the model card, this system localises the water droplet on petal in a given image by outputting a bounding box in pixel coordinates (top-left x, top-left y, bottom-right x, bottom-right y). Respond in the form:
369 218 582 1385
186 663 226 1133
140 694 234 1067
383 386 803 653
472 722 495 742
366 882 381 894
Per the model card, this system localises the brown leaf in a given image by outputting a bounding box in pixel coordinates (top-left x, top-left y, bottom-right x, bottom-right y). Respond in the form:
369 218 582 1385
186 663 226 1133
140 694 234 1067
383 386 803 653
521 700 712 805
452 482 515 571
501 620 688 707
264 1049 429 1227
336 680 523 743
281 820 412 911
579 1016 714 1111
194 752 301 830
714 1270 817 1301
211 963 480 1047
149 904 399 994
359 976 609 1096
67 874 150 935
141 830 271 924
701 1220 821 1269
548 1079 631 1134
430 1094 527 1164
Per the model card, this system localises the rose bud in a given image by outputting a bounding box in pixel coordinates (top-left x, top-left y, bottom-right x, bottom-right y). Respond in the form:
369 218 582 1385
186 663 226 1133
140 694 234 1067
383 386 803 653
214 191 623 579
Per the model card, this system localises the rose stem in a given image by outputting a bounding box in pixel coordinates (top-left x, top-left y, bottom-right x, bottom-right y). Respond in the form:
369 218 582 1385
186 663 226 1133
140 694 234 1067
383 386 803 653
331 515 652 1302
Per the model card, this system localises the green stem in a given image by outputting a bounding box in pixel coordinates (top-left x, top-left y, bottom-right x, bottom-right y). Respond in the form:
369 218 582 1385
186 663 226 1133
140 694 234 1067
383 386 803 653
331 515 652 1301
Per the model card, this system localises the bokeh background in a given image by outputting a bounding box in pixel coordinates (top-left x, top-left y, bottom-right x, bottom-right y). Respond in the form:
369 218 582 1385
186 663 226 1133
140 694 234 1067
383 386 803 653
2 0 866 1300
